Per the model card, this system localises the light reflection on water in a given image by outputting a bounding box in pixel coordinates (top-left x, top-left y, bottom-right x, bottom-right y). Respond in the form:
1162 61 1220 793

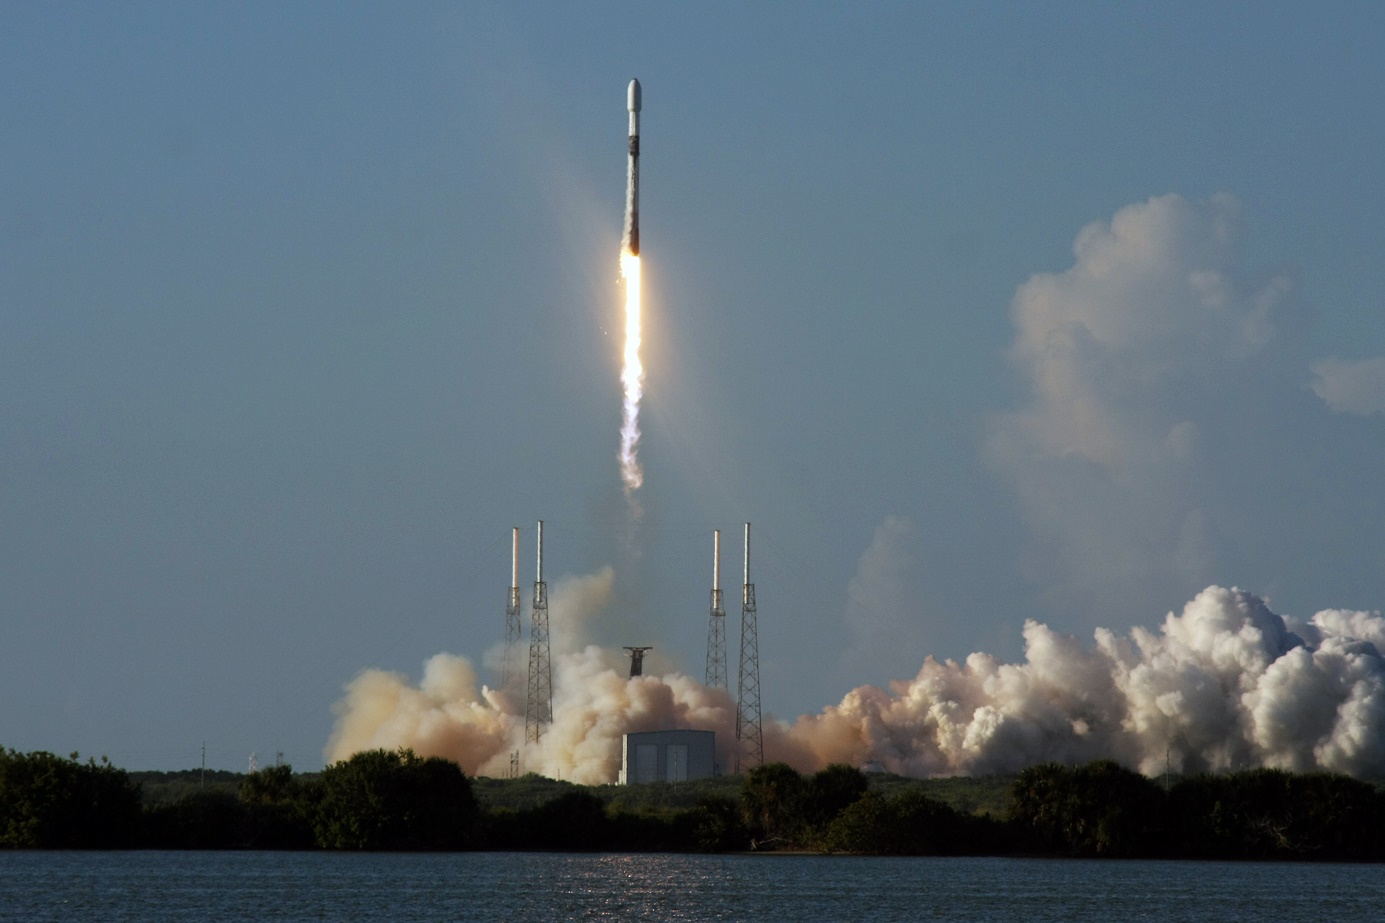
2 851 1383 922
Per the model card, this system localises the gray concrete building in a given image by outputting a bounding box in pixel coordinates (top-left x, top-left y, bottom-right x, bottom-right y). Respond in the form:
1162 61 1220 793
618 730 716 784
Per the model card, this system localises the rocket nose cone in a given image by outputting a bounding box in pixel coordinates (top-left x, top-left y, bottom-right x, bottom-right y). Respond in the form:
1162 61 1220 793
628 78 641 112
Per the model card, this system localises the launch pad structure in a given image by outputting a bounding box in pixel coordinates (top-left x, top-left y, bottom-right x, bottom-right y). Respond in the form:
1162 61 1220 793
501 520 766 775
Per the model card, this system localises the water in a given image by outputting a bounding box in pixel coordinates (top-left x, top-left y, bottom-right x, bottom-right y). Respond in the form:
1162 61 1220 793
3 851 1383 922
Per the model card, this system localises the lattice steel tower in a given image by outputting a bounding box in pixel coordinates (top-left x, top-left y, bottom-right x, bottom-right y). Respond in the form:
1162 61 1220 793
705 529 728 689
735 522 763 772
525 520 552 743
502 526 523 693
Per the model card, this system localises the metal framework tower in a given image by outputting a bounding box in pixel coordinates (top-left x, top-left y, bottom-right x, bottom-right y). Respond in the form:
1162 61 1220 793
502 526 523 693
705 529 728 689
525 520 552 743
735 522 763 772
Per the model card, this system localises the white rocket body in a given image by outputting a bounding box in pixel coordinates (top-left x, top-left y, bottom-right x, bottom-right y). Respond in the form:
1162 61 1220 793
623 78 641 256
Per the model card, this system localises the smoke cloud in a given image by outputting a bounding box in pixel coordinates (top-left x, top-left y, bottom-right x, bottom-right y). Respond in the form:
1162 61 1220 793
837 516 926 688
326 565 738 782
328 577 1385 781
987 193 1299 621
785 585 1385 778
977 191 1385 649
1310 356 1385 417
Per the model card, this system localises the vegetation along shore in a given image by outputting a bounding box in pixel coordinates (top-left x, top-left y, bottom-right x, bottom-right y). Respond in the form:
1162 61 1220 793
3 747 1383 859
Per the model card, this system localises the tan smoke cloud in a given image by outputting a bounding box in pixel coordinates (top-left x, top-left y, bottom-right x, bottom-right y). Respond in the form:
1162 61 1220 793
327 572 1385 782
324 565 738 782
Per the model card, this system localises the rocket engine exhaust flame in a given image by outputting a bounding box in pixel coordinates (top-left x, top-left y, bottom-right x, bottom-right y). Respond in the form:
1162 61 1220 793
618 251 643 494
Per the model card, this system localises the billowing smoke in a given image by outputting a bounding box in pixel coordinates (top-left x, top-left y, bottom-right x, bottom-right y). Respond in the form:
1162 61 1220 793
326 566 738 782
782 585 1385 778
328 577 1385 781
987 193 1297 622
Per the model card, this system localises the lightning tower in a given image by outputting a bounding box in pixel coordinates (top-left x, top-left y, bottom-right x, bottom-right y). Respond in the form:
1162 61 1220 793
735 522 763 772
503 526 522 692
705 529 728 689
525 520 552 742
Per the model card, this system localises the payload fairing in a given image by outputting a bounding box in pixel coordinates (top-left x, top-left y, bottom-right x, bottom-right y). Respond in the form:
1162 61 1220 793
622 78 641 256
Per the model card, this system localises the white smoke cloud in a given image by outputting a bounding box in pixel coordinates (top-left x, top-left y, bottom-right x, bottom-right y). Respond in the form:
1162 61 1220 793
328 572 1385 781
784 585 1385 779
1309 356 1385 417
988 193 1301 620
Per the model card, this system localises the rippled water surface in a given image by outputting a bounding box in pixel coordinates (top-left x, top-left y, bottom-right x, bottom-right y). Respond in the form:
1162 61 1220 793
3 851 1383 922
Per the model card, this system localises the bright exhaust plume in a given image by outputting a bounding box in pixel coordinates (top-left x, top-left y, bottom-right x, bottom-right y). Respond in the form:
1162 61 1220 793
618 251 643 495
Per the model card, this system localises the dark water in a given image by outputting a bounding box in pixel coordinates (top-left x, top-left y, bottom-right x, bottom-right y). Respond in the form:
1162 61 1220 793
3 851 1383 922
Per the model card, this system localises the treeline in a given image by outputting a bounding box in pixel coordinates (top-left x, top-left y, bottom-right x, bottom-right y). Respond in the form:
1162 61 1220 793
1011 760 1385 860
3 746 1384 859
0 748 475 850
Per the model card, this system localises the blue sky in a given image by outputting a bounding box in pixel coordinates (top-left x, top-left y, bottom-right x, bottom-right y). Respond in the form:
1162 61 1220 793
4 2 1384 771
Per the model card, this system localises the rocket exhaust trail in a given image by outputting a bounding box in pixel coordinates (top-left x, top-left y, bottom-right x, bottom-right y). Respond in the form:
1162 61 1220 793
619 252 643 494
618 79 644 498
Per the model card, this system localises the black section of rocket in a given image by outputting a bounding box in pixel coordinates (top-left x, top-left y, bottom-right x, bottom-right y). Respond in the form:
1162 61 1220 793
623 78 641 256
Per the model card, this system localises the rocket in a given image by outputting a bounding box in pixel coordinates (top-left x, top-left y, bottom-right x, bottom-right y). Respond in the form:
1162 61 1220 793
622 78 641 256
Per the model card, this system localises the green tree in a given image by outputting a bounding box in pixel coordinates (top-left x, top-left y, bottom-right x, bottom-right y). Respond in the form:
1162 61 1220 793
740 762 806 847
822 790 894 853
1287 771 1385 860
823 789 994 855
143 789 251 849
1171 768 1385 860
687 796 748 852
238 764 316 848
524 790 612 850
1009 760 1167 857
314 749 478 850
0 748 141 848
804 764 869 832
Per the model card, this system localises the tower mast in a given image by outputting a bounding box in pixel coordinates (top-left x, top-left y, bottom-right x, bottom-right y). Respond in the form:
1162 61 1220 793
735 522 763 772
503 526 522 693
525 520 552 743
705 529 728 689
